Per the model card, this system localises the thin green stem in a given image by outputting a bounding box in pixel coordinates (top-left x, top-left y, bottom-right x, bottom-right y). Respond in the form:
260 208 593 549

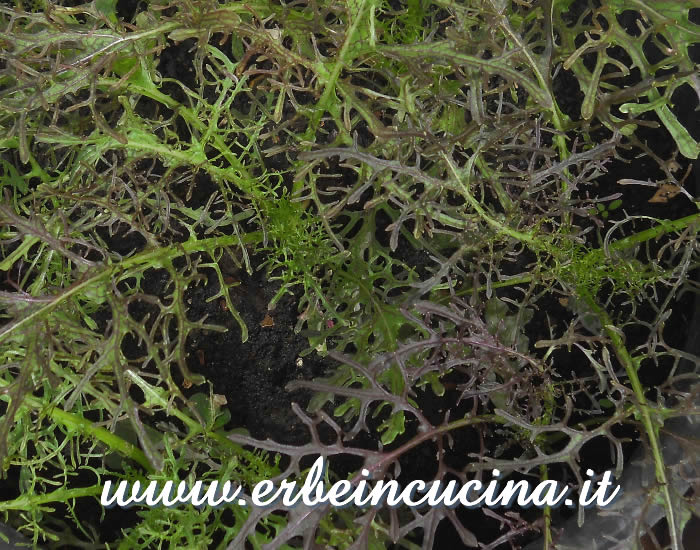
583 298 680 550
441 152 537 245
0 377 152 472
0 486 103 512
0 231 262 347
453 212 700 296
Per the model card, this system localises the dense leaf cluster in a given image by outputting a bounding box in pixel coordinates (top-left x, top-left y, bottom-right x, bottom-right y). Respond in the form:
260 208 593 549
0 1 698 548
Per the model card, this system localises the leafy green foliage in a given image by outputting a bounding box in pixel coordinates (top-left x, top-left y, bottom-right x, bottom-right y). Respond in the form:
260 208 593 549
557 0 699 159
1 0 698 548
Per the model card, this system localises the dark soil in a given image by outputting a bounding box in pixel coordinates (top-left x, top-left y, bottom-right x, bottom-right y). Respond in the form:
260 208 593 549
182 258 337 445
